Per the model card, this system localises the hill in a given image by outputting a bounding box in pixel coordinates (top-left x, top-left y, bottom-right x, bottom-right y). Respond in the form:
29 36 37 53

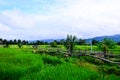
28 34 120 43
86 34 120 42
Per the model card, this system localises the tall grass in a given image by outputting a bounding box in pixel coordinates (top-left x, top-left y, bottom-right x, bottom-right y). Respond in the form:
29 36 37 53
22 63 101 80
22 62 120 80
41 54 65 65
0 48 120 80
0 48 43 80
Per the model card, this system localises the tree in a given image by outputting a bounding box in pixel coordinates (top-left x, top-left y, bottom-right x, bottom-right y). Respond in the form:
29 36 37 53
50 40 57 47
3 39 7 44
39 41 44 45
117 41 120 45
13 39 17 44
63 35 77 55
35 40 40 45
3 39 9 47
6 41 9 47
9 40 13 44
18 39 21 43
92 39 99 45
22 40 28 45
77 39 86 45
0 38 2 41
97 38 116 56
59 39 64 45
44 42 48 45
18 39 22 48
0 38 3 44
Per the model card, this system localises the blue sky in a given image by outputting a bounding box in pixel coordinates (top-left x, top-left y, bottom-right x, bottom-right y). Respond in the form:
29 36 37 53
0 0 120 40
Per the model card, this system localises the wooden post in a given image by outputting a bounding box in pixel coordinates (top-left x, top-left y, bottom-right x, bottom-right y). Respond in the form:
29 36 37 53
90 41 92 53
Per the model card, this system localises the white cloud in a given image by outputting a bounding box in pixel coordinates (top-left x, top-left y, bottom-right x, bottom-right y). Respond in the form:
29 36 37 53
1 9 36 28
1 0 120 40
54 0 120 37
0 23 11 31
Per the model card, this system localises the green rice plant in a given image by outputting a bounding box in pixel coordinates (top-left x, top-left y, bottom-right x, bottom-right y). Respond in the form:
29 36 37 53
103 74 120 80
0 47 120 80
75 45 99 51
0 48 43 80
99 65 120 76
22 63 120 80
79 56 104 65
37 63 101 80
41 54 65 65
22 63 101 80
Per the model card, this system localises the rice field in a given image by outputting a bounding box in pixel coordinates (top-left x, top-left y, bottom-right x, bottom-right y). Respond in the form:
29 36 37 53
0 47 120 80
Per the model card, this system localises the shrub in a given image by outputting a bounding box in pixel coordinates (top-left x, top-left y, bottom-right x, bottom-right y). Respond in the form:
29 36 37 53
98 65 120 75
50 41 57 47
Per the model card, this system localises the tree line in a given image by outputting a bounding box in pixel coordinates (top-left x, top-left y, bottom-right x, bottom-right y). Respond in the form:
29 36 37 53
0 35 119 58
0 36 120 48
59 35 118 57
0 39 28 48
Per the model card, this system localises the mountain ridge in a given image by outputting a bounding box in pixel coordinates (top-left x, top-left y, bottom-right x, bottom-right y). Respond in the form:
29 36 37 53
86 34 120 42
29 34 120 42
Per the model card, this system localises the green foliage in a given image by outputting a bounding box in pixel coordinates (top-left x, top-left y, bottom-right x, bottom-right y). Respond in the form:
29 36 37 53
23 63 101 80
99 65 120 76
92 39 99 45
0 48 43 80
44 64 101 80
18 43 22 48
97 38 116 53
50 40 57 47
41 54 65 65
79 56 104 65
99 38 116 49
104 74 120 80
64 35 77 55
77 39 86 45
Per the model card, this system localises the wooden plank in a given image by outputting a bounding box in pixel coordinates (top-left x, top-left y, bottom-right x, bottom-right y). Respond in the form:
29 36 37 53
85 54 120 64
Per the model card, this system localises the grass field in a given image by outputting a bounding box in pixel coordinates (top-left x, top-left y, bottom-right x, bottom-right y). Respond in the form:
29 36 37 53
0 47 120 80
1 44 120 54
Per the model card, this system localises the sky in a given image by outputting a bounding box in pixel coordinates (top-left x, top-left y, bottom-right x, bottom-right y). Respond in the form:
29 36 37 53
0 0 120 40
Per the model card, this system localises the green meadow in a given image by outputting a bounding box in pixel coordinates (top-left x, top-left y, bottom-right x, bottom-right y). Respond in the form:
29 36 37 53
0 46 120 80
